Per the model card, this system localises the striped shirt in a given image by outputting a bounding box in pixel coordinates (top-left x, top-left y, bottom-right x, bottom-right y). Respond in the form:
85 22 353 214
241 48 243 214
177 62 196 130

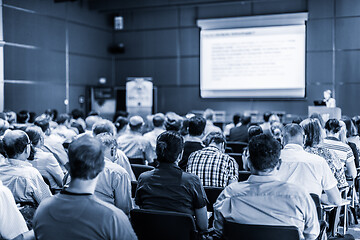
186 146 238 187
320 137 354 164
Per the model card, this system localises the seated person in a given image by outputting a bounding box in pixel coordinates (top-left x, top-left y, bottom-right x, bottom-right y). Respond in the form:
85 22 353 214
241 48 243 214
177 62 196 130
33 135 137 240
117 116 155 164
143 113 166 154
203 109 222 138
223 113 241 137
52 114 78 142
213 134 319 239
0 130 52 204
95 133 133 215
135 131 208 232
25 126 64 190
186 132 238 187
229 116 251 142
0 180 34 240
179 116 206 171
242 125 263 171
277 124 341 205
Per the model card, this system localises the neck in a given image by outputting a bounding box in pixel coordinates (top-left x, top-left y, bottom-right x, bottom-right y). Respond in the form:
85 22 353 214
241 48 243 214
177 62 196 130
327 133 339 139
251 168 277 176
66 177 98 194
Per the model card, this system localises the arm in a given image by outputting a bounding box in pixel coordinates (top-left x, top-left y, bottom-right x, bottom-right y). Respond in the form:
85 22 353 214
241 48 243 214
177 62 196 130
227 157 239 185
303 194 320 240
46 154 65 188
323 186 342 205
346 159 357 179
194 206 208 231
113 172 133 215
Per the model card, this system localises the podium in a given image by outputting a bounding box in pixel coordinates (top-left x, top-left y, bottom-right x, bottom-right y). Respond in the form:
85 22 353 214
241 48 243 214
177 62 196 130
308 106 341 122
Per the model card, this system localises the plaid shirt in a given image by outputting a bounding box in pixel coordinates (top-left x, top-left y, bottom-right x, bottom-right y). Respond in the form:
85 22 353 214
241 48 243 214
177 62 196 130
186 146 238 187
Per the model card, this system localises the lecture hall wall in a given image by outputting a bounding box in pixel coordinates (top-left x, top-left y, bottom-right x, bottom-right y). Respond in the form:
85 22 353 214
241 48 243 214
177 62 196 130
3 0 360 120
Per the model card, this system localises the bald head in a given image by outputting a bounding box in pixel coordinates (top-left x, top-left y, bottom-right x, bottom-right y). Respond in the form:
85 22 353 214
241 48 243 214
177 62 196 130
3 130 30 159
85 115 101 131
282 123 304 146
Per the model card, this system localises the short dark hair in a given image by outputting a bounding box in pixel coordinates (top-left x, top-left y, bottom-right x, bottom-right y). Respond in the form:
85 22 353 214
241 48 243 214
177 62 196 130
204 132 226 147
153 114 165 128
3 130 29 158
248 125 263 141
92 120 115 136
188 116 206 136
300 118 322 147
164 112 182 132
248 134 281 171
282 123 304 143
114 116 128 132
17 110 29 124
241 116 251 125
325 119 341 134
71 109 84 120
233 114 241 125
156 131 184 163
57 113 70 125
68 135 104 180
263 112 272 122
34 115 50 133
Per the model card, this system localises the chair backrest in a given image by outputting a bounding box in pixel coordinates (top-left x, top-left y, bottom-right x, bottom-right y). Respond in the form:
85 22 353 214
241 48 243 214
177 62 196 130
131 181 138 198
130 209 198 240
131 164 154 180
238 171 251 182
228 153 243 170
128 158 145 165
227 142 248 153
223 221 300 240
310 193 322 220
204 186 224 212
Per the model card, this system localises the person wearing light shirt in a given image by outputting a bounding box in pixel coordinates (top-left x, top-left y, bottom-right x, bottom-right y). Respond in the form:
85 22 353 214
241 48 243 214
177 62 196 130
143 113 166 154
213 134 319 240
95 133 133 215
277 124 341 205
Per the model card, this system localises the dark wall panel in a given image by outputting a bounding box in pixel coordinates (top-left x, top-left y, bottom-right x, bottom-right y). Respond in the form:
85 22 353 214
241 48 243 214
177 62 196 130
336 18 360 50
335 0 360 17
180 57 199 86
308 0 334 19
335 51 360 83
197 2 251 19
307 19 333 51
252 0 307 15
180 28 199 56
336 84 360 115
306 52 333 84
179 7 197 27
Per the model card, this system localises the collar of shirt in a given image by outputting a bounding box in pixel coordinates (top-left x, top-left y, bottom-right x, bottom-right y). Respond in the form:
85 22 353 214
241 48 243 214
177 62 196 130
283 143 304 151
157 162 180 170
186 136 204 144
247 174 280 183
325 136 340 141
203 146 222 153
7 158 32 167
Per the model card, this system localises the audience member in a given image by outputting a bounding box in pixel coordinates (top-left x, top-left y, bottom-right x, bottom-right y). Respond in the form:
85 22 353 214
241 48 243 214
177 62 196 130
203 108 222 137
34 115 69 171
113 111 129 123
259 111 272 136
342 117 360 168
223 113 241 137
164 112 182 132
270 121 283 144
178 116 206 170
320 119 357 179
25 126 64 190
28 112 36 124
277 124 341 205
0 130 52 204
0 180 34 240
242 125 263 171
70 109 85 133
143 113 166 153
114 116 128 137
13 110 30 130
33 135 137 240
44 109 58 130
229 115 251 142
300 118 348 189
135 131 208 232
95 133 132 215
310 112 325 128
92 119 116 136
83 115 102 136
52 113 78 142
187 132 238 187
213 134 319 239
117 116 155 164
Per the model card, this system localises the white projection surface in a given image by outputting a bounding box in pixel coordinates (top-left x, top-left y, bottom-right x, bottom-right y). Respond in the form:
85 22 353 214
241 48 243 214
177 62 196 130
199 15 307 98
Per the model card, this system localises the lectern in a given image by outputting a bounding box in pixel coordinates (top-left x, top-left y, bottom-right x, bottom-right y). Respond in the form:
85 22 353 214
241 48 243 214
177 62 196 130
308 106 341 122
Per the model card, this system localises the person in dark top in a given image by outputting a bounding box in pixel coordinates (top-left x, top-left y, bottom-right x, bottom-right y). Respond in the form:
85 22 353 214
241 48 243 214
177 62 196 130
135 131 208 232
229 116 251 142
178 116 206 171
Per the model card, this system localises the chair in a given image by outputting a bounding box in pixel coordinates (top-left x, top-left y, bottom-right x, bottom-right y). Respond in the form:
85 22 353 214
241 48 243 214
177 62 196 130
128 158 145 165
204 186 223 212
238 171 251 182
131 164 154 180
131 181 138 198
223 221 300 240
226 142 248 153
130 209 198 240
228 153 243 170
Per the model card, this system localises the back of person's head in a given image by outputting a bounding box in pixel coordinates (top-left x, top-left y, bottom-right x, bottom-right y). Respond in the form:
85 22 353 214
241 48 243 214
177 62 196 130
263 111 272 122
34 115 50 133
204 132 226 147
57 113 70 125
17 110 29 124
292 117 303 125
25 126 44 160
28 112 36 124
96 132 117 149
129 116 144 132
300 118 322 147
188 116 206 136
310 113 325 128
88 111 100 116
68 135 104 180
269 114 280 125
248 134 281 171
3 130 29 159
342 116 358 138
282 123 304 145
152 113 165 128
164 112 182 131
5 111 17 124
0 112 6 120
203 108 215 121
156 131 184 163
241 116 251 125
92 119 116 136
45 109 58 121
248 125 263 141
233 114 241 125
325 119 341 134
113 111 129 123
114 116 128 133
0 119 9 136
85 115 101 131
71 109 84 120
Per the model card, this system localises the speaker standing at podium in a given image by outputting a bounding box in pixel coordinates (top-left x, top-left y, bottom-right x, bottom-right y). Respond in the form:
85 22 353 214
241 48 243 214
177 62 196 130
323 89 336 108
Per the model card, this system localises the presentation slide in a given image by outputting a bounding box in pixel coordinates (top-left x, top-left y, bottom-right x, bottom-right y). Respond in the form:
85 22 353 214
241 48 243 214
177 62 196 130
200 25 306 98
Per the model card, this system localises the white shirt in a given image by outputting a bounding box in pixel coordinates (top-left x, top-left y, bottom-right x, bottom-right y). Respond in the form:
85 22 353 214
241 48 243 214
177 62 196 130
278 144 338 197
0 181 28 239
143 128 165 152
